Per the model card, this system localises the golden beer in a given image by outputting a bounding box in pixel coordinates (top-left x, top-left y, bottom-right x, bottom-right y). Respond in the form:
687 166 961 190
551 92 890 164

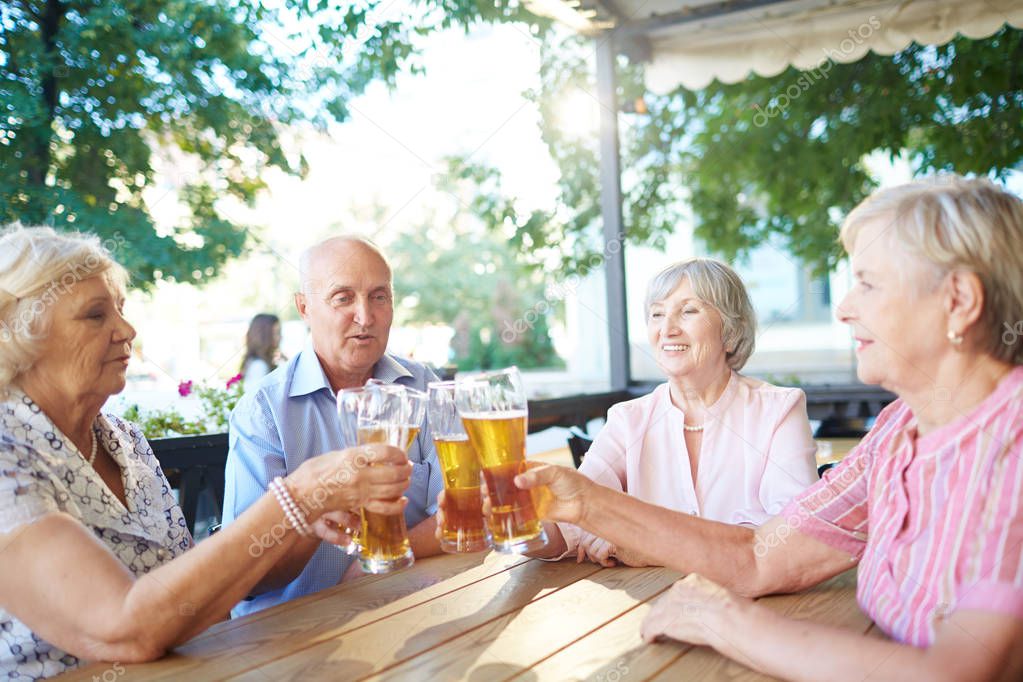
354 426 413 571
403 426 420 451
462 411 546 552
434 437 490 552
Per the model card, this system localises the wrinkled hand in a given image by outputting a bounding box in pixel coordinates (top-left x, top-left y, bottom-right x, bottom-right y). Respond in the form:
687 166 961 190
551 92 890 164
640 574 751 648
292 443 413 518
434 490 449 543
513 463 591 525
434 461 582 543
577 531 617 567
312 509 361 548
610 544 652 567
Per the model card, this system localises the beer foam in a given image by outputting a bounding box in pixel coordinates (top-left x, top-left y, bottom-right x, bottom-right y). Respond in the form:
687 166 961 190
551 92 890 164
459 410 527 420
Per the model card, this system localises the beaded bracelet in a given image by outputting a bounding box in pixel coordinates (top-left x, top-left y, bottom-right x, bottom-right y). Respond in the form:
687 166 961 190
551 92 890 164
269 476 312 536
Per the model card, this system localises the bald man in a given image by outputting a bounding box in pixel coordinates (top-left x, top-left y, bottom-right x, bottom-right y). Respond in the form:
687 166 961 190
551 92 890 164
223 236 443 616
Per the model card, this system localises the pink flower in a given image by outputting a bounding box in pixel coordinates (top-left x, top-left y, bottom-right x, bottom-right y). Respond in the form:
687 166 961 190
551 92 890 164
226 373 243 389
178 380 193 397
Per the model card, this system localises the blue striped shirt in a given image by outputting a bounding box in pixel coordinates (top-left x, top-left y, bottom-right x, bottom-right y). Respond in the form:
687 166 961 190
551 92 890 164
223 339 442 617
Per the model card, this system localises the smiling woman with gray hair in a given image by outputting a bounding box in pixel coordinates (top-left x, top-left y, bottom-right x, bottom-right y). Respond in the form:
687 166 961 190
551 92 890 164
0 225 413 679
530 257 819 566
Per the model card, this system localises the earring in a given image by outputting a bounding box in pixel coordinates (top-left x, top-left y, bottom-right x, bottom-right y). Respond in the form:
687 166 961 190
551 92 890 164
946 329 964 346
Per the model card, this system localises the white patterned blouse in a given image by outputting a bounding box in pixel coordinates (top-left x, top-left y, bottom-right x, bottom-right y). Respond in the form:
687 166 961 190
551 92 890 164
0 389 193 680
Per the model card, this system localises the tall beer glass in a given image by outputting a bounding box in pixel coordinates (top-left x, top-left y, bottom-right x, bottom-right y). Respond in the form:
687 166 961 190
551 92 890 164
427 381 491 553
337 384 415 573
455 367 547 553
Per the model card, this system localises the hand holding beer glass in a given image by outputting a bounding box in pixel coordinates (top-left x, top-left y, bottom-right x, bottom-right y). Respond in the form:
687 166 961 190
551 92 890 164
337 384 418 573
455 367 548 553
428 381 492 553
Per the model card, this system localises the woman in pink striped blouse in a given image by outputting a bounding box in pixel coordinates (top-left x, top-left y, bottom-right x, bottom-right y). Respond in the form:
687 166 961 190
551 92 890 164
534 258 819 565
513 175 1023 679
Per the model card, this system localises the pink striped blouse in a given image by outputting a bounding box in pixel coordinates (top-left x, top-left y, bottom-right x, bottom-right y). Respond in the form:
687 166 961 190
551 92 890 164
781 365 1023 647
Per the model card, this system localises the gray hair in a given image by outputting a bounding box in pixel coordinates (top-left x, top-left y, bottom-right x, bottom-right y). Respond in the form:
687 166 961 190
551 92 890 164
297 235 391 295
840 175 1023 365
645 258 757 370
0 223 129 395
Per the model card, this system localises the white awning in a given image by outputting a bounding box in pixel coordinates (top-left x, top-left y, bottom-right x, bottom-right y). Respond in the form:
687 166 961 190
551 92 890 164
527 0 1023 92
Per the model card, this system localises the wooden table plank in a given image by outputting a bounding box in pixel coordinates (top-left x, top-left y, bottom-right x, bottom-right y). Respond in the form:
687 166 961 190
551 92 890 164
648 570 868 681
519 582 685 682
227 559 603 680
371 565 682 681
60 551 527 681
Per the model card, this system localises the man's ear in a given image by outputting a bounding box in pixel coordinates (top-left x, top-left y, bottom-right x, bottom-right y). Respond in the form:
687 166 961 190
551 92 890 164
295 292 308 320
945 270 985 338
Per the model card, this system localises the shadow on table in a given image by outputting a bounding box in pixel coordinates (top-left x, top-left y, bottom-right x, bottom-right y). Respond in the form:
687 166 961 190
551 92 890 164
301 658 375 679
391 561 576 674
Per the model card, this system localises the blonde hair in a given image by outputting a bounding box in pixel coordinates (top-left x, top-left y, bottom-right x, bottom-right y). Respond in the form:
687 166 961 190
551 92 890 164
645 258 757 370
840 175 1023 365
0 224 129 394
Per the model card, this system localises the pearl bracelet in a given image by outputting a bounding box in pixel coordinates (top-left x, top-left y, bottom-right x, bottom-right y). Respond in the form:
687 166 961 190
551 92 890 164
270 476 312 536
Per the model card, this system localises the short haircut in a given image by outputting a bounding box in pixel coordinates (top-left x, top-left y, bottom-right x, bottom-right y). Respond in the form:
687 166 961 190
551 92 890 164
0 223 129 395
840 175 1023 365
645 257 757 370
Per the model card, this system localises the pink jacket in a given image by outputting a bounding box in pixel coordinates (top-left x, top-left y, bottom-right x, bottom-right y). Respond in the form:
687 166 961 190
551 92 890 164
559 372 819 554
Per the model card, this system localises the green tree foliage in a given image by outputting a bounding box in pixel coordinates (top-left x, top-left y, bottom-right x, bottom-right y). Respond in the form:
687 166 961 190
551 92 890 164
456 26 1023 274
0 0 541 286
388 205 563 371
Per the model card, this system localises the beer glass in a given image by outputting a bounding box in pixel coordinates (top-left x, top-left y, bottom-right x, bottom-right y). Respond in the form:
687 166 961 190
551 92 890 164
455 367 548 553
336 384 415 573
402 387 427 452
427 381 491 553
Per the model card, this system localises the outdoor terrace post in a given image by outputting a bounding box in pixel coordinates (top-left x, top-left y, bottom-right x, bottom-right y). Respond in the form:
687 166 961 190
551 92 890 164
595 36 631 391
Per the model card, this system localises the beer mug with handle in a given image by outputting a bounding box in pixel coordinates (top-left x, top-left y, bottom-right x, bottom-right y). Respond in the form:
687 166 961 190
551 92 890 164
337 384 415 573
428 381 492 553
455 367 548 553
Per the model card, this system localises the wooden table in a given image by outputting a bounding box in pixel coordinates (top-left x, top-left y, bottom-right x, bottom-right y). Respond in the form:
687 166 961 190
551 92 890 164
62 551 871 681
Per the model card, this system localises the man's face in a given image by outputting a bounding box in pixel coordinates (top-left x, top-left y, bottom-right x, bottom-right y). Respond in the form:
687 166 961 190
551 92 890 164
296 242 394 386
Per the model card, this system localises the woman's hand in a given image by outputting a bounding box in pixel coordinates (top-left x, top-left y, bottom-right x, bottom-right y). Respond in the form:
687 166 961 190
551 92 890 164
290 443 413 520
576 532 617 567
513 463 592 525
640 574 752 648
435 462 592 538
312 509 361 548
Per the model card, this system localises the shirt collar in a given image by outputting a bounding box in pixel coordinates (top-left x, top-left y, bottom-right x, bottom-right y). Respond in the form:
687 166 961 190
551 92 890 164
288 338 413 398
374 353 414 383
289 338 333 398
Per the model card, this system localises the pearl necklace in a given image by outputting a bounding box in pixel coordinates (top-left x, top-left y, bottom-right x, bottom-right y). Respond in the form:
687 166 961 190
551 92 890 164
682 423 704 433
85 426 98 466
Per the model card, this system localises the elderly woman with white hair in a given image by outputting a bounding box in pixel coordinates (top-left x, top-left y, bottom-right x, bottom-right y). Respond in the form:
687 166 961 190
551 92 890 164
512 175 1023 680
0 226 412 680
533 257 819 565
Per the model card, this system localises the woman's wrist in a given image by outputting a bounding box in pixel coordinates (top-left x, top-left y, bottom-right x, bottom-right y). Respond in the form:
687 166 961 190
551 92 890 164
575 475 602 529
279 468 321 524
702 593 758 655
269 476 313 536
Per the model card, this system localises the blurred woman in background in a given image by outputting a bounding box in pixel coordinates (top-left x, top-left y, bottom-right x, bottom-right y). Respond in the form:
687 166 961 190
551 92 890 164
240 313 283 388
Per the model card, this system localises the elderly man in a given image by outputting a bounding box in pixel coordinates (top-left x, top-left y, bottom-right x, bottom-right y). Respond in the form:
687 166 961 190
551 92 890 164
223 236 443 616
